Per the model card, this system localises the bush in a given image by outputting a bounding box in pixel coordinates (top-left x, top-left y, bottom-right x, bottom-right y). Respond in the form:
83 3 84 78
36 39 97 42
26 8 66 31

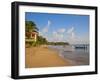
25 41 37 47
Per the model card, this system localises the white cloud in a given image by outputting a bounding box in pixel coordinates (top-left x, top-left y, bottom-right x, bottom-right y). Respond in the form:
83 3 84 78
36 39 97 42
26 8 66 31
67 27 74 34
52 31 64 42
76 34 89 44
58 28 66 33
39 20 51 41
40 24 89 44
47 20 51 27
66 27 76 44
42 20 51 33
66 27 89 44
67 27 75 40
42 27 48 33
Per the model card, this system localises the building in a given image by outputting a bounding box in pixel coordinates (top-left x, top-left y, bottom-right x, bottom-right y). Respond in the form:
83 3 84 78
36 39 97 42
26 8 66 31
26 30 38 42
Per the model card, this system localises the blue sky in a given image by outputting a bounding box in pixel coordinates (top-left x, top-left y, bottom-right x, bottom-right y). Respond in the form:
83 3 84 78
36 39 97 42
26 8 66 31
25 12 89 44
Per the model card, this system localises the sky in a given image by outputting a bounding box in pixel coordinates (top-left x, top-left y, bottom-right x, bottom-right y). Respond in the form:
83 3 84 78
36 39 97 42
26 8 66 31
25 12 89 44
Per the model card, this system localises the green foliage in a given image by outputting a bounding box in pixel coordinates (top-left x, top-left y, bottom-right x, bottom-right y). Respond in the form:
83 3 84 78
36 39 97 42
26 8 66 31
36 36 48 45
25 21 39 39
25 35 48 47
25 41 37 47
25 21 48 47
25 21 38 32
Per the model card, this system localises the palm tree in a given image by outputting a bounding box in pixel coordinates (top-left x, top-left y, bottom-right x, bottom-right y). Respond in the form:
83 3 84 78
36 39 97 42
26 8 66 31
25 21 38 32
25 21 39 38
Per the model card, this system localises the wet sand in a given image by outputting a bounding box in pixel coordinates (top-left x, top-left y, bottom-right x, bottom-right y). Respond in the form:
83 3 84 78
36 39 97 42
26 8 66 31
25 46 72 68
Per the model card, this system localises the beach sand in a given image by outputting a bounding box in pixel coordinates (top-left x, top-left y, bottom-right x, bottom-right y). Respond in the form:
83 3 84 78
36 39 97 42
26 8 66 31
25 46 72 68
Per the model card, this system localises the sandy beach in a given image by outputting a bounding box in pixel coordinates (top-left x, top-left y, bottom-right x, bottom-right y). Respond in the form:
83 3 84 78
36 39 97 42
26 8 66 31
25 46 72 68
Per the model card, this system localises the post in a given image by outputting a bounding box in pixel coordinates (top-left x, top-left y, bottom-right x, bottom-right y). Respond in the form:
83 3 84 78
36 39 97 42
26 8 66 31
34 34 37 42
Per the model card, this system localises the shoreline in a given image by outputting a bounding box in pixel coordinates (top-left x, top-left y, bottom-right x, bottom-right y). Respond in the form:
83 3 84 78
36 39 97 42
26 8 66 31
25 46 72 68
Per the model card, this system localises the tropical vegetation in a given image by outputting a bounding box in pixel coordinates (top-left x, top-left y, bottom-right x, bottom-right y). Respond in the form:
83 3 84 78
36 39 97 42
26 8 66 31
25 21 47 47
25 21 69 47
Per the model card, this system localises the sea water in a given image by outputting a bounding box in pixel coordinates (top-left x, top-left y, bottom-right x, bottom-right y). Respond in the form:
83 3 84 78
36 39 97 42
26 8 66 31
48 45 89 66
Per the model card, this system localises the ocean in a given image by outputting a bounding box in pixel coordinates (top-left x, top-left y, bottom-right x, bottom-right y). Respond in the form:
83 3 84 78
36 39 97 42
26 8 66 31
48 45 89 66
